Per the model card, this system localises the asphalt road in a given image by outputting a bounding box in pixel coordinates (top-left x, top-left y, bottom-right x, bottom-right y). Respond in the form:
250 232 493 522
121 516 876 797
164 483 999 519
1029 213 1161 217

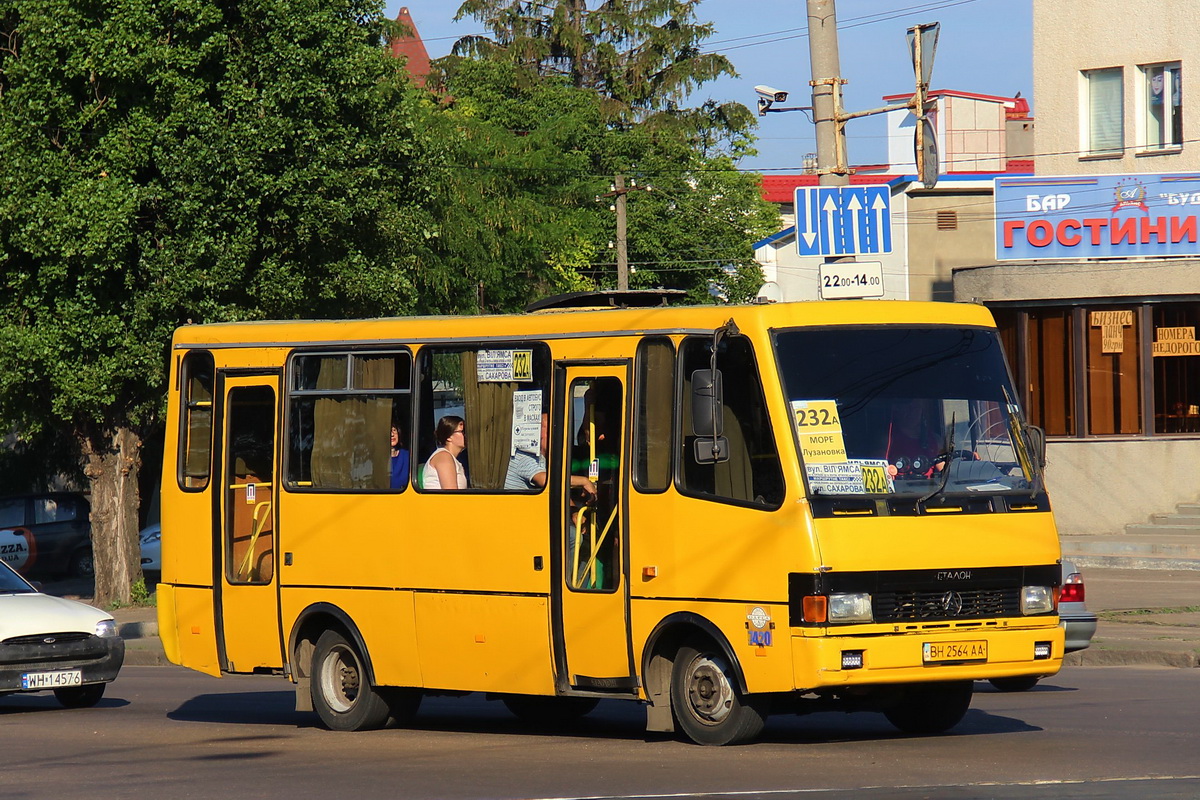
3 666 1198 800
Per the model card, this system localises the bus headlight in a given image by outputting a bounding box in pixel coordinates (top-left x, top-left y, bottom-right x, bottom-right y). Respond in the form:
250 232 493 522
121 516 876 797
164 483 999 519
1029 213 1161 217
828 592 873 623
1021 586 1054 615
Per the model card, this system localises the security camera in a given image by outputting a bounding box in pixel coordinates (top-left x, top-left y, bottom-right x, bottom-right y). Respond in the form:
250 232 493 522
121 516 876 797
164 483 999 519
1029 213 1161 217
755 85 789 103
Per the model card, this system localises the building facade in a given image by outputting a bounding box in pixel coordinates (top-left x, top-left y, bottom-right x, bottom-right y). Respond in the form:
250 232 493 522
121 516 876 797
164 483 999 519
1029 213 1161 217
755 91 1030 303
954 1 1200 535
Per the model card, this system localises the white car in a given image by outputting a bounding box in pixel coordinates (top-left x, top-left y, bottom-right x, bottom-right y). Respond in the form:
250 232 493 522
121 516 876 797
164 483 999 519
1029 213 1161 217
0 558 125 707
139 523 161 579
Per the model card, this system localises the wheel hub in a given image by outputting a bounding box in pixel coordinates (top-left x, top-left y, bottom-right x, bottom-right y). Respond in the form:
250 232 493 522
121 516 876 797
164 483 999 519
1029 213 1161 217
685 656 734 724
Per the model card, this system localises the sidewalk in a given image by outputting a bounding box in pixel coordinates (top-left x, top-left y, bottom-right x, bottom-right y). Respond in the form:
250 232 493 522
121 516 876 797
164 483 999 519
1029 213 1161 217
1063 566 1200 668
67 566 1200 670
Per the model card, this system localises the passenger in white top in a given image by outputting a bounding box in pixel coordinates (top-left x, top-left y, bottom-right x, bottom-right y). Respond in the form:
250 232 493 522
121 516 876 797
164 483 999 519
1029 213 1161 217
423 415 467 490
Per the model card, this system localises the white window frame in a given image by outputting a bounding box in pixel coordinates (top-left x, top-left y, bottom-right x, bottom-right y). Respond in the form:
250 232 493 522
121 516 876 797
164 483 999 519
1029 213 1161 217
1081 67 1124 157
1138 62 1183 152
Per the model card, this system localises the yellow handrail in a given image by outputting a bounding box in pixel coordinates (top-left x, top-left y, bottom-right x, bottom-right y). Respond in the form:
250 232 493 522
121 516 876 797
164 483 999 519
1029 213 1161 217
237 500 273 580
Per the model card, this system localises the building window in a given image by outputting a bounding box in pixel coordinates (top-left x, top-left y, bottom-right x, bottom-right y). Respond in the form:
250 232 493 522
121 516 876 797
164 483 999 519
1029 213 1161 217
1028 309 1076 436
1086 308 1141 435
1084 68 1124 155
1152 304 1200 433
1142 63 1183 150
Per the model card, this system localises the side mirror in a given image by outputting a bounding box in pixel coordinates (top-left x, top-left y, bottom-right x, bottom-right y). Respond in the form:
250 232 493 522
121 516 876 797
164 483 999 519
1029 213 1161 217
691 369 723 437
691 369 728 464
1024 424 1047 468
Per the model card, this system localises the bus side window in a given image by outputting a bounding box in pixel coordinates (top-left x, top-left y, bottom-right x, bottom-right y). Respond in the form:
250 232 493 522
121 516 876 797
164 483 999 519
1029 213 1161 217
678 336 784 508
178 351 215 491
285 351 412 492
416 344 552 492
634 337 674 492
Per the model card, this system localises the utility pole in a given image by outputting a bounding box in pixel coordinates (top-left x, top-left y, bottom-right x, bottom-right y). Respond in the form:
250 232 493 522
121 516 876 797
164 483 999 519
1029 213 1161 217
806 0 849 189
601 174 652 291
614 174 629 291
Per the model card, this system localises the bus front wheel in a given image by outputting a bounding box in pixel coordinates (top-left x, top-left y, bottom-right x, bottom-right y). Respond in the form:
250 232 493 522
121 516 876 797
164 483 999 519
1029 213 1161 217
670 639 768 746
310 629 391 731
883 680 973 734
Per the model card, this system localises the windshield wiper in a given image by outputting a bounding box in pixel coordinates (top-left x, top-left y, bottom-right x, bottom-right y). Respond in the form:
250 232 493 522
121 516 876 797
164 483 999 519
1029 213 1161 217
1002 386 1044 499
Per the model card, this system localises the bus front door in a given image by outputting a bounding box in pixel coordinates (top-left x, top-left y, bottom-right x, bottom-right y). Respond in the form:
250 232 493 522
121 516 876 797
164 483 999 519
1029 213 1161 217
215 374 283 673
554 367 636 693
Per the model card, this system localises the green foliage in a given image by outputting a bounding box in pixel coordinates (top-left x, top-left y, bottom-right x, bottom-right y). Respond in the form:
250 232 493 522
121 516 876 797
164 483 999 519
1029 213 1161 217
130 577 153 606
0 0 438 443
430 61 777 304
453 0 744 134
445 0 779 303
417 58 607 312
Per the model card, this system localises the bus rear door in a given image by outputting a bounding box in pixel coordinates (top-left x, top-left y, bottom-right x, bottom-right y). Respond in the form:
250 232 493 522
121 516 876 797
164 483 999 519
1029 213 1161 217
215 373 283 673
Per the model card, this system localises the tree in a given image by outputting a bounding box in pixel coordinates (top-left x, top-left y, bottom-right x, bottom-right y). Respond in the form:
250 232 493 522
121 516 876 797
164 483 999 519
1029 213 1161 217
453 0 754 137
417 57 607 313
447 0 776 301
0 0 437 604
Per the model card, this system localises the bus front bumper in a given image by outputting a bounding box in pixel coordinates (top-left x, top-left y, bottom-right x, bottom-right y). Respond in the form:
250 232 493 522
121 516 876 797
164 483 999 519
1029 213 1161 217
790 623 1065 689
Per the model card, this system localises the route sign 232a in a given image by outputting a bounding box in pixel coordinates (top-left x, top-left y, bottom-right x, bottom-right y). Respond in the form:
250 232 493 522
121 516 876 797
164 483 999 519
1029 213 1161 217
795 186 892 257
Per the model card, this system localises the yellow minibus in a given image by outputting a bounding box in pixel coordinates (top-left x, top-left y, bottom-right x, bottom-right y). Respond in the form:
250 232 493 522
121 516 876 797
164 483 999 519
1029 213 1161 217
157 293 1063 745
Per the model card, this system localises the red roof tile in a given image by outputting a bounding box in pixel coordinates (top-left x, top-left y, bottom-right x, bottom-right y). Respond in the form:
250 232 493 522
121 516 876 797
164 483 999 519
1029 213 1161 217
390 7 431 87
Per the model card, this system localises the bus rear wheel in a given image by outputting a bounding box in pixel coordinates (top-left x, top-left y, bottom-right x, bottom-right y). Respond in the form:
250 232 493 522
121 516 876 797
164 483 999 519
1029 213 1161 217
670 639 768 746
310 629 390 731
883 680 973 735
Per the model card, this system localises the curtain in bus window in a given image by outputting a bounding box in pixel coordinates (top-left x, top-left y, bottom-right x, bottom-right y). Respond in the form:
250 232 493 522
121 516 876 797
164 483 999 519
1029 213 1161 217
714 404 752 501
359 358 394 490
310 358 395 489
460 351 515 490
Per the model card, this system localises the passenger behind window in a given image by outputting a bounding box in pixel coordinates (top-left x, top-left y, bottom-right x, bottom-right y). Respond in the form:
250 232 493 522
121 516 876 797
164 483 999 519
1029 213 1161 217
505 413 596 499
423 416 467 490
390 424 410 490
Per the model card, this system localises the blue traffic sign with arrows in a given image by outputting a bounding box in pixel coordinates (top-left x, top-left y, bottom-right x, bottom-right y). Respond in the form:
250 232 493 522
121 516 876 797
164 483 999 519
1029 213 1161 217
795 186 892 256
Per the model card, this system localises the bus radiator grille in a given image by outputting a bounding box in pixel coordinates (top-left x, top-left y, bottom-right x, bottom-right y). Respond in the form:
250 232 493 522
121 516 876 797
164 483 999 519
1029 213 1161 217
873 588 1019 622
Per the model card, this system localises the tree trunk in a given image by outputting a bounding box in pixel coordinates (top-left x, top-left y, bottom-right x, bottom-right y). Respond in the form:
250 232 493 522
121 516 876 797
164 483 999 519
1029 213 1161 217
82 426 143 607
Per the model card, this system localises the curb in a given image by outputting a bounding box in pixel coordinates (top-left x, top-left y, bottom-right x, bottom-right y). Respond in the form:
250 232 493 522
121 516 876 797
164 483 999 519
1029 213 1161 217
1064 648 1199 669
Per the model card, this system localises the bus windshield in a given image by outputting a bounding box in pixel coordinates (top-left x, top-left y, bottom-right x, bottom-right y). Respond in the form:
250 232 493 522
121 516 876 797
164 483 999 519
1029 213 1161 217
775 325 1038 497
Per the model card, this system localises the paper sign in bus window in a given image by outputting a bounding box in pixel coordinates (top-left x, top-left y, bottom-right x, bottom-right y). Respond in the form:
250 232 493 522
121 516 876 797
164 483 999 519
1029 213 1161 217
791 400 847 463
478 349 534 382
510 390 543 455
805 459 892 494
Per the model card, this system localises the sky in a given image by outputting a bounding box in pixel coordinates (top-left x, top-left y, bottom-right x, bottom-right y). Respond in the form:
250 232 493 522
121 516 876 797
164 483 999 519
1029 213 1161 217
385 0 1033 173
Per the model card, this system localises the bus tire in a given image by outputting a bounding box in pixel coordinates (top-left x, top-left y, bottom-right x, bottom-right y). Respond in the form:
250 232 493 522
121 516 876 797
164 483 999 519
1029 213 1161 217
502 695 599 726
988 675 1040 692
670 638 768 746
883 680 973 734
310 629 390 731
